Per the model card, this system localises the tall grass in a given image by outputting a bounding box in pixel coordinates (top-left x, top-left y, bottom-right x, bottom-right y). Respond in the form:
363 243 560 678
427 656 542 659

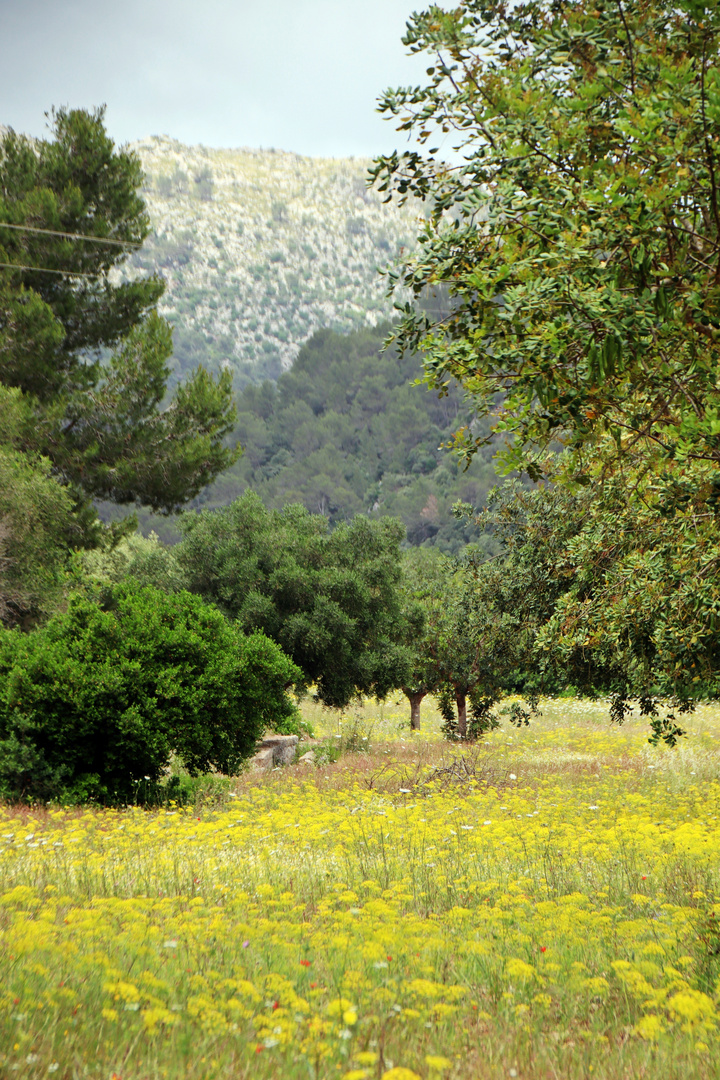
2 700 720 1078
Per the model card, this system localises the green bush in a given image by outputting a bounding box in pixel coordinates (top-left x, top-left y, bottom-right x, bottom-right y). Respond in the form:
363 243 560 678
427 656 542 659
75 532 187 594
0 583 301 803
0 425 79 628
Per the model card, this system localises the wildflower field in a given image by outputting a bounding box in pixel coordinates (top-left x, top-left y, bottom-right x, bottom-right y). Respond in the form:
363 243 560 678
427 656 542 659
2 700 720 1080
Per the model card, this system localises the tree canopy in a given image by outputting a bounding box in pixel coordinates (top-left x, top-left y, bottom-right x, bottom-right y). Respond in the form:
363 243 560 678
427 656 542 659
371 0 720 731
0 432 78 627
0 107 237 539
177 492 412 708
180 324 502 554
372 0 720 485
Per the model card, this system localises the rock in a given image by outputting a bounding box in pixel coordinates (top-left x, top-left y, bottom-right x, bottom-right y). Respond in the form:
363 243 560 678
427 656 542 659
258 734 299 767
251 748 275 771
249 734 301 771
298 751 316 765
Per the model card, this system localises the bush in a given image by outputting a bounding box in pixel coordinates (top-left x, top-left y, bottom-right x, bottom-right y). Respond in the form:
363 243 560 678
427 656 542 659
76 532 187 594
0 583 301 803
0 435 79 628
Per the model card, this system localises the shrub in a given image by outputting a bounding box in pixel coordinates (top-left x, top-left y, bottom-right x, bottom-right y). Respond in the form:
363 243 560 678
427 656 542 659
75 531 187 594
0 436 79 628
0 583 301 803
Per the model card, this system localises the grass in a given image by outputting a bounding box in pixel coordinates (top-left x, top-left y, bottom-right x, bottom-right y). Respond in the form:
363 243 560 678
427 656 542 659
2 697 720 1079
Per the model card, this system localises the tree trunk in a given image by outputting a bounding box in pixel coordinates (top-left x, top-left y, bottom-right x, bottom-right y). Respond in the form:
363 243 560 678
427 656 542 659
406 690 425 731
456 691 467 739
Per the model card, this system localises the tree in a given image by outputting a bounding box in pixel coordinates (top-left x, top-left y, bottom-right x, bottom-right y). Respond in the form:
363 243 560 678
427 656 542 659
459 472 700 744
430 566 482 739
505 466 709 743
400 543 531 736
464 480 594 697
371 0 720 729
397 547 446 728
177 491 412 708
0 582 301 803
431 557 516 739
371 0 720 486
0 107 237 535
0 453 77 629
76 529 187 596
0 386 78 626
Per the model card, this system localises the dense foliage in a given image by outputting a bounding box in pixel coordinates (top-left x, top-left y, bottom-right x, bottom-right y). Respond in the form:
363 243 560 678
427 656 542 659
190 325 501 554
0 583 301 803
123 139 420 388
77 530 187 596
372 0 720 478
474 473 710 743
177 491 412 708
0 107 237 549
399 548 494 734
400 538 544 737
371 0 720 725
0 388 80 627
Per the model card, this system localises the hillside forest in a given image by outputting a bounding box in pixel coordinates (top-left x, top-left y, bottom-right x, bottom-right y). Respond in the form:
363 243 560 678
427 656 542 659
127 324 502 552
122 136 421 386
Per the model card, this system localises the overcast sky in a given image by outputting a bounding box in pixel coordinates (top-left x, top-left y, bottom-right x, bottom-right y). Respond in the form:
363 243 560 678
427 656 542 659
1 0 431 158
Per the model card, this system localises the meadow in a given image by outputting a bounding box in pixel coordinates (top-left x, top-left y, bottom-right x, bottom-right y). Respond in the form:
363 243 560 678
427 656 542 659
2 698 720 1080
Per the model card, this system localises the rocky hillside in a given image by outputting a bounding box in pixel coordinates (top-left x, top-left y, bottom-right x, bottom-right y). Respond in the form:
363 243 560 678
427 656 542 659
123 136 421 386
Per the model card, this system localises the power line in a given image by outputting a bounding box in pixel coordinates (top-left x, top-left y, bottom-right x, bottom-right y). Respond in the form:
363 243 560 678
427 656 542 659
0 222 142 248
0 261 102 279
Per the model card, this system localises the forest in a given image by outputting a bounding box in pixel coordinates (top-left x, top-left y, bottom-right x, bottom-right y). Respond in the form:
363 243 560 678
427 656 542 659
121 322 502 551
121 136 420 386
198 323 501 553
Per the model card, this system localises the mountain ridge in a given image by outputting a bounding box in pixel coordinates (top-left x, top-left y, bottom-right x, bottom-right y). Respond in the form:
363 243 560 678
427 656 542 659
123 135 421 385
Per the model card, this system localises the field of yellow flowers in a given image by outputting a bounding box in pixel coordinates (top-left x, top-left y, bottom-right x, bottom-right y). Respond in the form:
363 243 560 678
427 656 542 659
2 698 720 1080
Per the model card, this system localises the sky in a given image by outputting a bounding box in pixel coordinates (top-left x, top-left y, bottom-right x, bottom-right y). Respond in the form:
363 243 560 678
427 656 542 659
1 0 431 158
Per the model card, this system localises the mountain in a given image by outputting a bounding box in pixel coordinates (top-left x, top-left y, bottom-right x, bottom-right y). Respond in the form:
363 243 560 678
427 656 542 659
102 138 502 550
123 136 421 386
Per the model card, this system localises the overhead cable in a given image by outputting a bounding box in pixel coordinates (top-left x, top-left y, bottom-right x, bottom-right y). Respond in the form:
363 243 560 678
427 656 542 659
0 222 142 247
0 261 101 279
